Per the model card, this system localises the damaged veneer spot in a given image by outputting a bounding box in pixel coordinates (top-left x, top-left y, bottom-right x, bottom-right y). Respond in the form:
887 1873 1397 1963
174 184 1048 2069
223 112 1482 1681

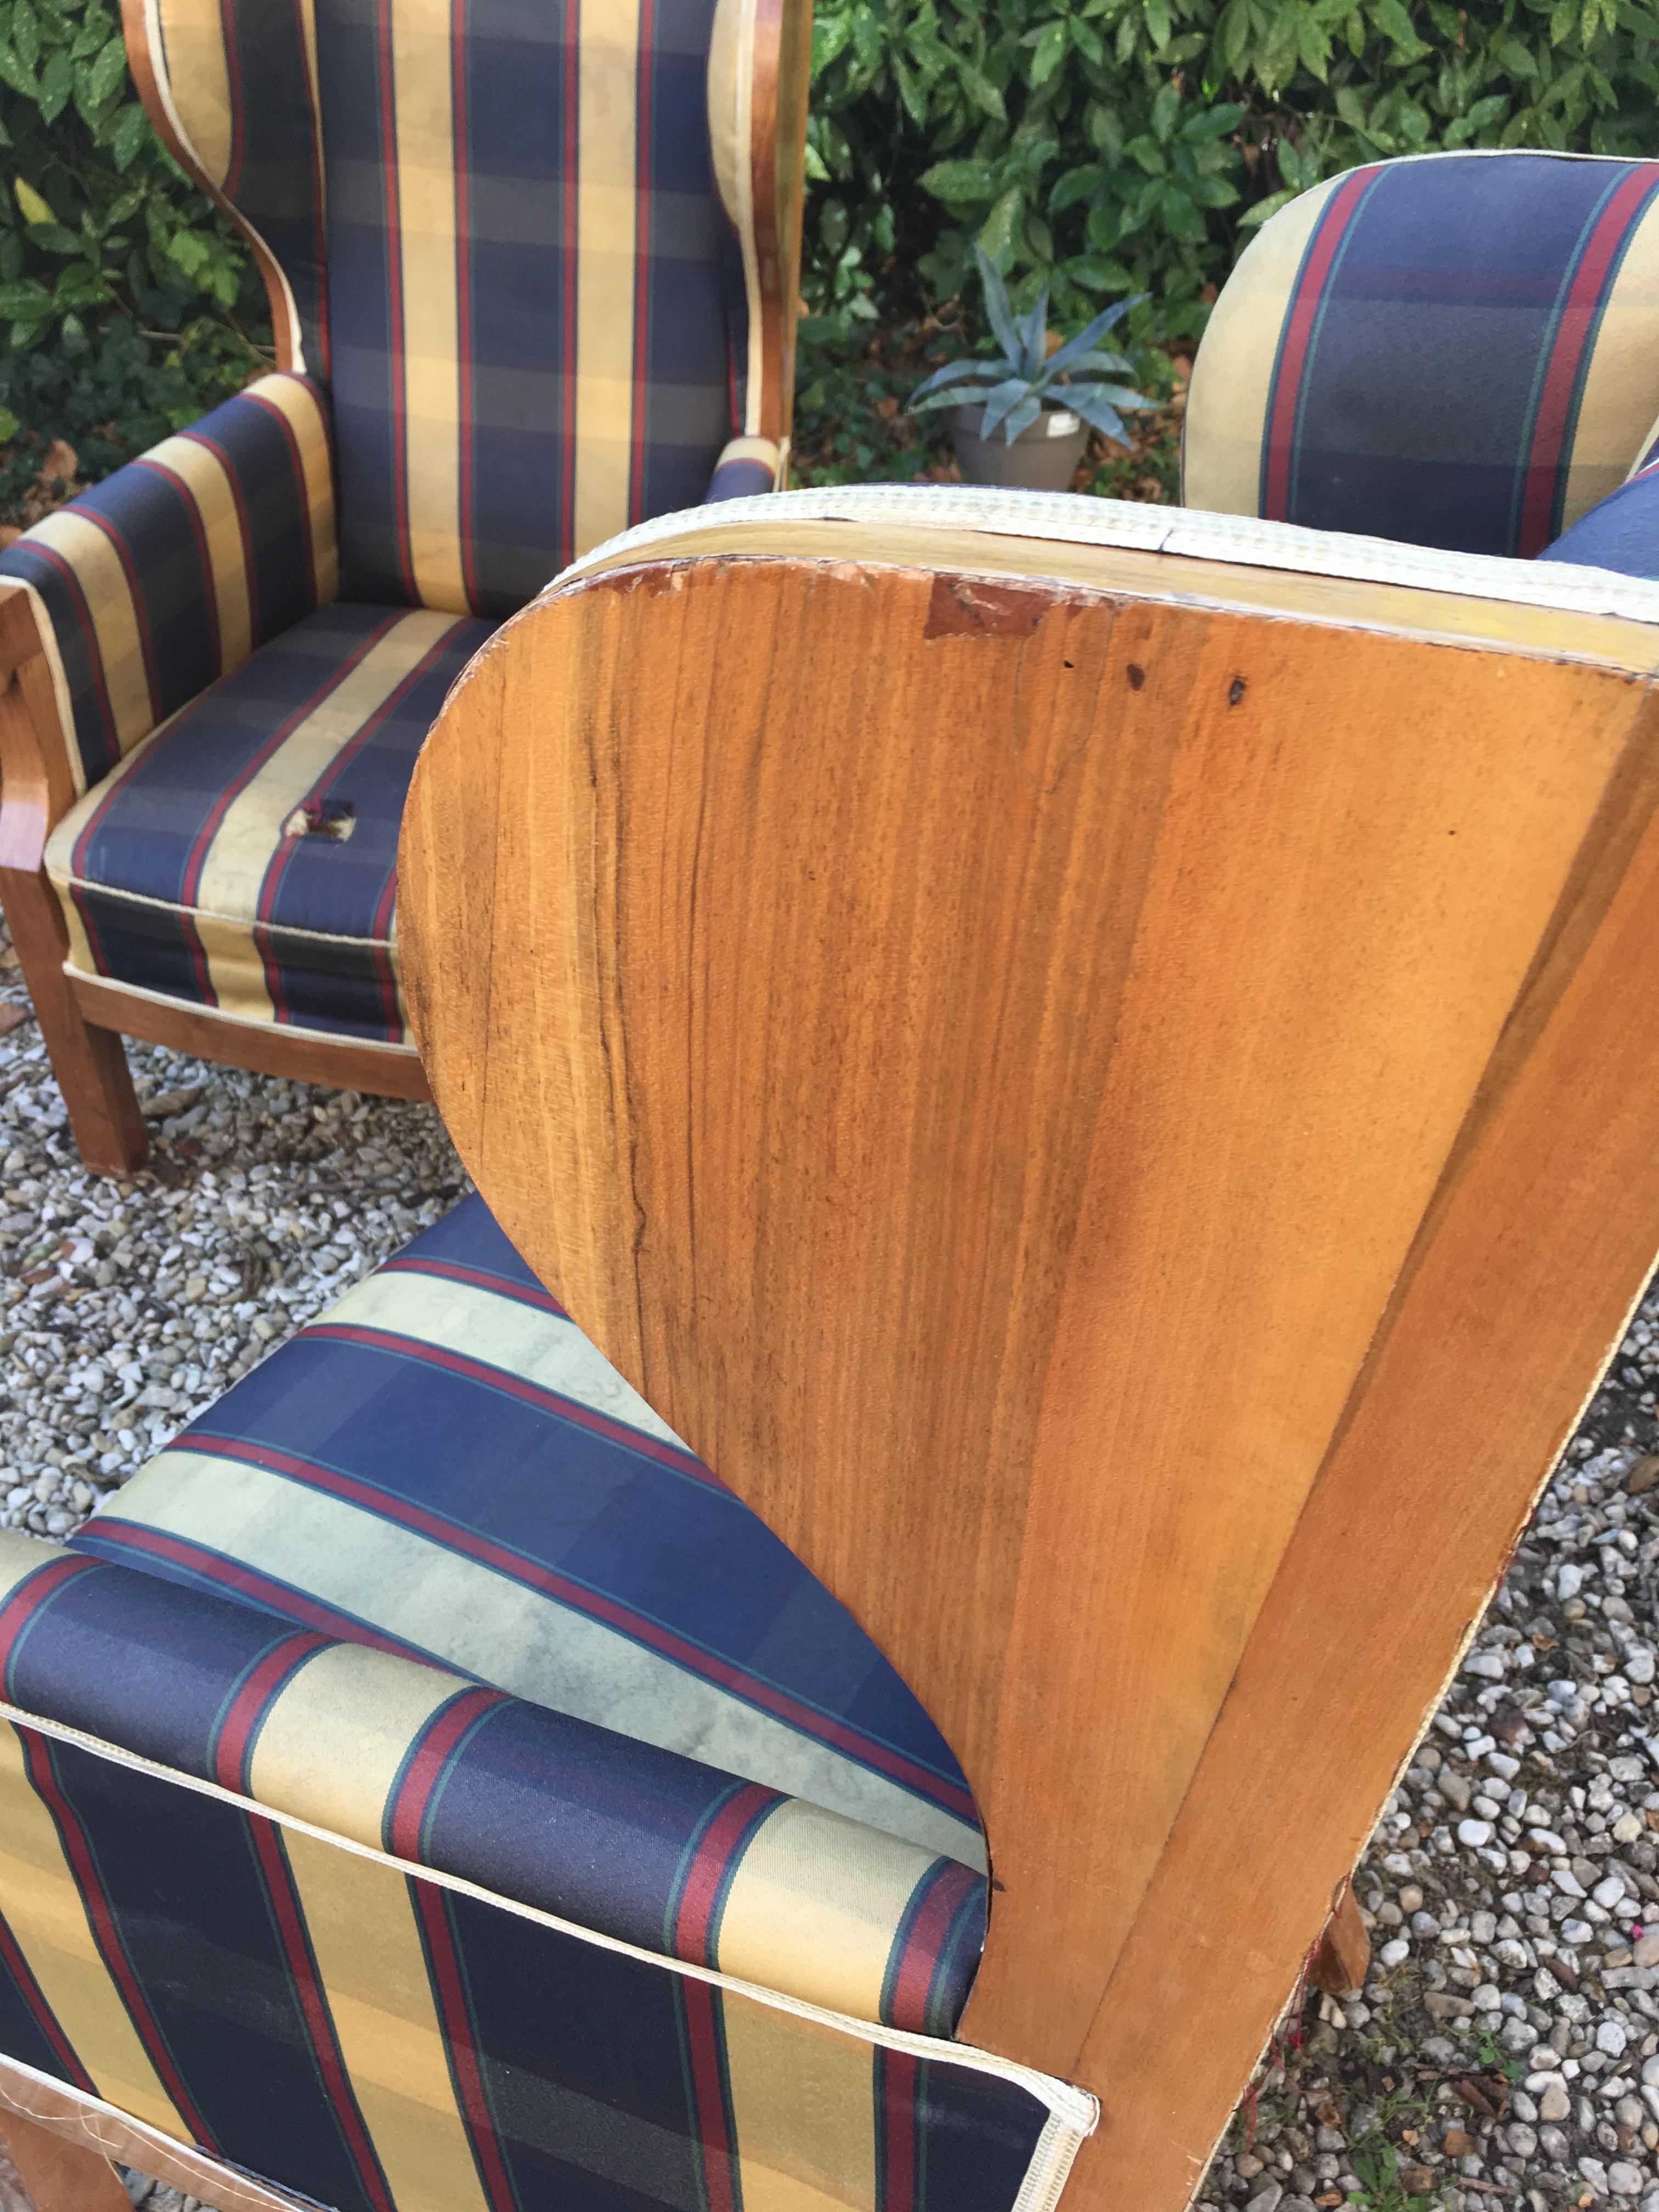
281 800 356 843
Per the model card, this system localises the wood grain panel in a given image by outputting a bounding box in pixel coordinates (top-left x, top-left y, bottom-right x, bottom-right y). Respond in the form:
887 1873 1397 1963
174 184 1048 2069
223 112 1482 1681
400 540 1659 2211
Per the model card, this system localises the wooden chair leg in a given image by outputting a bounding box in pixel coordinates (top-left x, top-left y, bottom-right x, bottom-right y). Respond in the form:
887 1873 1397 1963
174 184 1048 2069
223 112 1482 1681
1308 1875 1371 1997
0 864 146 1176
0 2107 131 2212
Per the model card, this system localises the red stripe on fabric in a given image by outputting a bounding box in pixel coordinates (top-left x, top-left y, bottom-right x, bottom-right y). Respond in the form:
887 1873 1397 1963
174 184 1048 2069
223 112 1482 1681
177 610 402 914
210 1630 332 1793
19 1730 217 2147
133 458 221 673
0 1900 95 2092
884 1859 980 2033
681 1978 738 2212
250 1819 398 2212
1519 162 1659 557
380 1253 569 1316
560 0 580 558
306 1321 721 1482
880 2047 919 2212
453 0 478 614
245 383 325 612
409 1879 517 2211
375 0 417 603
176 1426 981 1824
385 1685 504 1862
72 1523 436 1667
1261 167 1377 522
629 0 654 527
176 429 259 646
0 1554 87 1691
29 541 123 791
671 1783 778 1965
251 618 465 1036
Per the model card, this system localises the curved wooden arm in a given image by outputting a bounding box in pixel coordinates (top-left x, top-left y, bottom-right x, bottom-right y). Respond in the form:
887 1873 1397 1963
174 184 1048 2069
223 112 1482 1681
400 512 1659 2210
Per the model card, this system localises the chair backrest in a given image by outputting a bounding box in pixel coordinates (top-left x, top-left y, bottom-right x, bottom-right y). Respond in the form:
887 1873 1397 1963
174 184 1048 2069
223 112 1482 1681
123 0 809 617
398 484 1659 2211
1184 150 1659 557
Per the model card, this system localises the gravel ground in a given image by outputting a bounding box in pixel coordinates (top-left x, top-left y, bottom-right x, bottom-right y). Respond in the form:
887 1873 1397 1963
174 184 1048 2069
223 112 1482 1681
3 918 1659 2212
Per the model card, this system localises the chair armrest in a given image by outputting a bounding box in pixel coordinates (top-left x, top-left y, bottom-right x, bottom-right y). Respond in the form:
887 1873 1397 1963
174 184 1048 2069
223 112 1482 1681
0 372 336 800
0 1528 983 2036
706 437 782 503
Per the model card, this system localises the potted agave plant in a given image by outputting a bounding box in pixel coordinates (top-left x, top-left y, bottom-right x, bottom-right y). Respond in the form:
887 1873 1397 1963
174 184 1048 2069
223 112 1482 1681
910 248 1150 492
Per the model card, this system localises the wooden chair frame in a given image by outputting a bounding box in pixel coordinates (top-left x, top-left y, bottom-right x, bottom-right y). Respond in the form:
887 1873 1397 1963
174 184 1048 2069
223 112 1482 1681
0 0 812 1177
397 497 1659 2212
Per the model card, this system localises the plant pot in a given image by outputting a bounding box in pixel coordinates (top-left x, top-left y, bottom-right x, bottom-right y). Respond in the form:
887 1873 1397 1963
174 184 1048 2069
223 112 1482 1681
951 405 1088 491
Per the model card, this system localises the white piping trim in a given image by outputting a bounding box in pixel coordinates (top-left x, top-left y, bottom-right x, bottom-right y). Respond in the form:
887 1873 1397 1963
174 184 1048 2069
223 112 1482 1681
556 483 1659 629
0 1694 1098 2136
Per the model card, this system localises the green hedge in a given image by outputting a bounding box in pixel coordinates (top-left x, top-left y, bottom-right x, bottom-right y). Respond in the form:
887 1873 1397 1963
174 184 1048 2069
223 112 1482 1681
3 0 1659 504
0 0 269 513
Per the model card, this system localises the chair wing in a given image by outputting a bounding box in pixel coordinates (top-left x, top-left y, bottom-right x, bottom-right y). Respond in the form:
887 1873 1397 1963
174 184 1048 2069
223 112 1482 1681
1183 150 1659 555
402 484 1659 2211
124 0 809 610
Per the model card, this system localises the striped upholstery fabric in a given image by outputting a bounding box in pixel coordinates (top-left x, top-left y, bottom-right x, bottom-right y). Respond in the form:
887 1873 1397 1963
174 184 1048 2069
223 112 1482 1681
147 0 755 613
707 436 782 502
0 374 334 793
72 1195 984 1867
0 1197 1101 2210
1183 152 1659 557
41 603 493 1045
0 1700 1086 2212
0 1537 983 2036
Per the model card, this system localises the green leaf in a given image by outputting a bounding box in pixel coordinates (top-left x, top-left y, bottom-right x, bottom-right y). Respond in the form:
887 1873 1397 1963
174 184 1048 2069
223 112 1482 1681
1050 162 1104 212
86 31 126 105
1066 253 1135 289
0 277 50 315
1181 101 1244 139
1030 20 1067 86
38 42 71 119
111 100 152 170
13 176 50 224
1143 0 1172 52
919 159 998 205
1152 80 1181 139
1238 185 1299 227
975 188 1026 273
957 61 1006 121
0 407 20 443
11 0 38 70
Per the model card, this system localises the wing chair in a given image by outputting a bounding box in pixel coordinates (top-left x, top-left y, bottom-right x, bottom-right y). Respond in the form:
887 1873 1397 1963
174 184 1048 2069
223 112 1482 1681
0 0 810 1177
0 483 1654 2212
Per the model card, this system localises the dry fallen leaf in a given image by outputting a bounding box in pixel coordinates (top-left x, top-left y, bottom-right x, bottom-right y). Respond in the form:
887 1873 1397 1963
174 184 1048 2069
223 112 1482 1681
0 1002 31 1037
1627 1453 1659 1496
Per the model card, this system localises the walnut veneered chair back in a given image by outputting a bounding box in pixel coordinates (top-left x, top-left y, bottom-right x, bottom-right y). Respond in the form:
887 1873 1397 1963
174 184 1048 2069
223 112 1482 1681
402 486 1659 2210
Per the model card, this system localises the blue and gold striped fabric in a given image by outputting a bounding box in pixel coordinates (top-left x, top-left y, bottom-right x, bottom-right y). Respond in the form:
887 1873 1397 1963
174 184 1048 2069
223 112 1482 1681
1183 151 1659 557
0 1699 1083 2212
0 1537 985 2038
0 373 335 793
148 0 754 613
0 1194 1099 2209
41 602 492 1046
73 1197 984 1870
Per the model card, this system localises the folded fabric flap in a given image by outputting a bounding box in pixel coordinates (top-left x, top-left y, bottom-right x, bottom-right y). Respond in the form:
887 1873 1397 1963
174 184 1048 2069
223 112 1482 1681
0 373 337 793
0 1528 984 2036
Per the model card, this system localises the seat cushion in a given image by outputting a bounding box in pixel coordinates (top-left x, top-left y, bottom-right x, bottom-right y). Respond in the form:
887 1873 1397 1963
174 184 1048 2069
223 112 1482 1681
70 1193 983 1871
44 602 495 1046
